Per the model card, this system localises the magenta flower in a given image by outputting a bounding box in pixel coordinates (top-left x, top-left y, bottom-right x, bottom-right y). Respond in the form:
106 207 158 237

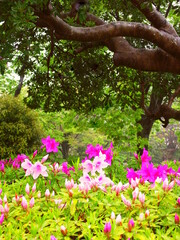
0 189 2 195
41 136 59 153
126 168 140 181
141 149 152 163
138 162 157 182
84 143 113 165
104 222 111 234
32 162 48 179
0 213 4 225
61 162 74 176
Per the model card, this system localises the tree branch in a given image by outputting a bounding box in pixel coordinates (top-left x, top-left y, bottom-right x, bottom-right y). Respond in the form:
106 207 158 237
113 48 180 73
168 86 180 107
37 13 180 61
130 0 178 36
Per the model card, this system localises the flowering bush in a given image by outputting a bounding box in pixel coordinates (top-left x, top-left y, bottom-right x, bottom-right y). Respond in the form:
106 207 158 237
0 137 180 239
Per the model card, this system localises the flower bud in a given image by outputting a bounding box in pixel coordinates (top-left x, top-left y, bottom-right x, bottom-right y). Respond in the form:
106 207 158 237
61 225 68 236
145 209 150 218
37 191 41 198
3 195 7 203
162 178 168 191
111 211 115 221
0 213 4 225
4 203 9 213
33 150 37 158
175 213 179 224
116 214 122 226
21 196 28 210
132 187 139 201
104 222 111 235
177 197 180 206
29 197 35 208
139 192 145 205
139 213 144 221
25 183 30 195
32 183 36 193
128 219 135 232
45 189 50 198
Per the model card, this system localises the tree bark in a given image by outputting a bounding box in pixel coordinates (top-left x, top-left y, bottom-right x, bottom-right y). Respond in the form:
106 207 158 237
137 115 155 151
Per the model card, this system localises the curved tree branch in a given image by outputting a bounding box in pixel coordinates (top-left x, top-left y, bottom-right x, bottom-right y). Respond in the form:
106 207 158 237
37 13 180 60
130 0 178 36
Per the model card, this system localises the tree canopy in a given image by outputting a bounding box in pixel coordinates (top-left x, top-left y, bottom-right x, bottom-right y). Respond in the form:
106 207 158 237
0 0 180 73
0 0 180 132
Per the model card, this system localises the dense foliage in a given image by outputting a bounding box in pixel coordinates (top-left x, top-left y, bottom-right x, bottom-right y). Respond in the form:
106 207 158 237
0 136 180 239
0 94 43 159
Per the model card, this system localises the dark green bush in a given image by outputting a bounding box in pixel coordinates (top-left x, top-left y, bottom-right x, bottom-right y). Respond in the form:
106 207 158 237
0 94 44 159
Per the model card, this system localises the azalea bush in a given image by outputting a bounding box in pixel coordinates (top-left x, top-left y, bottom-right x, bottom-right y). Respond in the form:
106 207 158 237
0 136 180 239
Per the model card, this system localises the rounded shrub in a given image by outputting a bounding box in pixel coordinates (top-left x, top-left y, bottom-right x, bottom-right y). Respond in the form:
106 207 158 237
0 94 44 159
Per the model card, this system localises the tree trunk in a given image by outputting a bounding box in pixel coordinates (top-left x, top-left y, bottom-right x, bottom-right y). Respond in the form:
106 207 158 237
61 140 70 159
137 115 155 153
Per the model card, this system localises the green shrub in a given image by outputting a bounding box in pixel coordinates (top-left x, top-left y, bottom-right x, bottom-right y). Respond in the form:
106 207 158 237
0 94 44 159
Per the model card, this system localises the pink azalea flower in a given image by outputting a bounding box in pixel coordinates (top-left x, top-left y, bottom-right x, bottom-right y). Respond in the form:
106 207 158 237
85 144 103 159
126 168 140 181
138 162 157 182
82 160 93 174
41 136 59 153
141 149 152 163
32 162 48 179
21 159 33 176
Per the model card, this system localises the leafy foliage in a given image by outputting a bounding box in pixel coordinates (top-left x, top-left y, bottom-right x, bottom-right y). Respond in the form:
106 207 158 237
0 94 44 159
